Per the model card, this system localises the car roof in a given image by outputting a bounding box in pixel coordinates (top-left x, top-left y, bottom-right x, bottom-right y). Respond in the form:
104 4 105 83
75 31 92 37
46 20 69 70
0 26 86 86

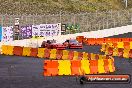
67 39 76 40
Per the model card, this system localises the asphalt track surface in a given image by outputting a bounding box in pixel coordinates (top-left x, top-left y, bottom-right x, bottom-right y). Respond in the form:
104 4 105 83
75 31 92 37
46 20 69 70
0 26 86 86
0 32 132 88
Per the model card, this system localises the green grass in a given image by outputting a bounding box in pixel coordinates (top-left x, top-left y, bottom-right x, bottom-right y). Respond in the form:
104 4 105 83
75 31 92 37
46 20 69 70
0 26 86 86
0 0 131 14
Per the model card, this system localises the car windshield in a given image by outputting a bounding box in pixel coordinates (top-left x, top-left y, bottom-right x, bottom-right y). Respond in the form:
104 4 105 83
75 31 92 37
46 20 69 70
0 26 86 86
51 40 56 43
69 39 78 44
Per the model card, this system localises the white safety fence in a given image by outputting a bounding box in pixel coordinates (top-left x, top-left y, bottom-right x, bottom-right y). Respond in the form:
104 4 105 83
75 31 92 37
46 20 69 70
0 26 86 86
0 24 132 49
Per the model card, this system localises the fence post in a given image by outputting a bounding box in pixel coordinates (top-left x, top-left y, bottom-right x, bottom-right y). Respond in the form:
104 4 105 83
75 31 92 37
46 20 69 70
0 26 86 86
113 17 116 28
46 14 47 24
106 18 109 29
1 15 3 27
59 10 62 23
131 12 132 23
102 18 104 29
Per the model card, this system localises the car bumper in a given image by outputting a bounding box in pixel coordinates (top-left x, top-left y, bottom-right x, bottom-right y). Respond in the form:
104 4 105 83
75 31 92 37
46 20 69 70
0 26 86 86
55 46 66 50
69 45 83 49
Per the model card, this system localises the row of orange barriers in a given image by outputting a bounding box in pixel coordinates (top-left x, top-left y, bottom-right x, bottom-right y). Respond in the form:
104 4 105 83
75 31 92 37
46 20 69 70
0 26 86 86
76 36 132 45
1 45 113 60
1 45 116 76
49 49 113 60
44 59 115 76
101 43 132 58
101 42 132 49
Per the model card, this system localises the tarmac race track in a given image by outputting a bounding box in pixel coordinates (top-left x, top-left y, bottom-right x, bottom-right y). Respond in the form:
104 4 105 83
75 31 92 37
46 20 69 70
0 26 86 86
0 32 132 88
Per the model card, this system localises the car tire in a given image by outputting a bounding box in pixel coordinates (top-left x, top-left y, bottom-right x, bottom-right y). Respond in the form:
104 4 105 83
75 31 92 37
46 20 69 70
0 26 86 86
68 46 70 49
79 78 84 84
43 45 46 48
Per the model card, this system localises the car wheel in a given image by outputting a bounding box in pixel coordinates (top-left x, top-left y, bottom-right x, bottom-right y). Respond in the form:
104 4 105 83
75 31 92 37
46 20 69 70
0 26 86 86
79 76 87 84
51 46 53 49
67 46 70 49
43 45 46 48
80 78 84 84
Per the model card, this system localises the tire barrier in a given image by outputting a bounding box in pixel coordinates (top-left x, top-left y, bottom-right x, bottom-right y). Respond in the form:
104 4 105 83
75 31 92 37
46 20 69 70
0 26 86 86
101 43 132 58
44 59 115 76
76 36 132 45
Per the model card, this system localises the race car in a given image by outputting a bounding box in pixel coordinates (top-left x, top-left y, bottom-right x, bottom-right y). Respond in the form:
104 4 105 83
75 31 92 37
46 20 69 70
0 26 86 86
63 39 83 49
41 39 66 49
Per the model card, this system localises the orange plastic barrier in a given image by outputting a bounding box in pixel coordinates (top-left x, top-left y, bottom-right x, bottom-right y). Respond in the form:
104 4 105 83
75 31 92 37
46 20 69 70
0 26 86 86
58 60 71 75
87 53 91 60
112 43 118 47
118 38 122 42
76 36 84 43
87 38 96 45
108 47 113 55
80 38 132 45
118 48 124 57
129 50 132 58
78 52 83 60
13 46 23 56
95 38 105 45
71 60 81 75
121 38 130 42
30 48 38 57
44 48 50 58
104 38 113 43
108 38 113 43
56 50 63 60
44 57 115 76
129 38 132 42
90 53 96 60
73 51 79 60
112 38 119 43
44 60 58 76
103 59 109 73
62 50 69 60
95 54 99 59
68 51 74 60
124 42 130 49
89 60 98 74
109 58 115 72
82 52 88 60
102 43 132 58
83 37 88 44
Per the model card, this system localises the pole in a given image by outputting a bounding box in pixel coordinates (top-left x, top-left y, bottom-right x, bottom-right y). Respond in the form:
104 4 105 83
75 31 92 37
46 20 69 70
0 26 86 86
125 0 128 8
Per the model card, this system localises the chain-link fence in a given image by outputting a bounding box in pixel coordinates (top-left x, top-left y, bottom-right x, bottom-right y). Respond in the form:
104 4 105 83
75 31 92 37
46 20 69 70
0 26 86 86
0 9 132 33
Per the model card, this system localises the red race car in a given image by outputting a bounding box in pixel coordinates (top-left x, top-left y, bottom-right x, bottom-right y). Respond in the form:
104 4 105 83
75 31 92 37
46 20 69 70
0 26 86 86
41 39 66 50
63 39 83 49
